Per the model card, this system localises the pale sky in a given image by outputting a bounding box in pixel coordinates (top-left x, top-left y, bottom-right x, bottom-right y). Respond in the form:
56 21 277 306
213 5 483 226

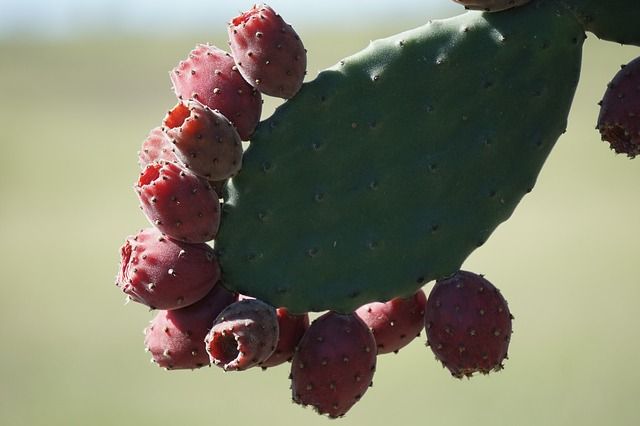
0 0 461 39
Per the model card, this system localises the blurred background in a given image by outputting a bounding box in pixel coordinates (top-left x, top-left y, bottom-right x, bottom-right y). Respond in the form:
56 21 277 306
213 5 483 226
1 1 639 425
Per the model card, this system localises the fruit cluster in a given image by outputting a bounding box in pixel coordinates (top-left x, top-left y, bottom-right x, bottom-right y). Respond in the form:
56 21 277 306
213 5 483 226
115 3 514 418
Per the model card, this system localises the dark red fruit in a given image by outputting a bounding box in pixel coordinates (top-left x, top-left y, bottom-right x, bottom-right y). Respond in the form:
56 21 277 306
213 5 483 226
597 56 640 158
424 270 513 378
170 44 262 140
228 4 307 99
205 299 279 371
291 312 376 418
261 308 309 368
136 161 220 243
355 289 427 354
163 100 243 181
116 227 220 310
138 127 177 168
144 284 236 369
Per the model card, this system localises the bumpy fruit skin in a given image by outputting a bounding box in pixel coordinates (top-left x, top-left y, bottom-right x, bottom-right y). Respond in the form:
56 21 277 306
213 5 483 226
228 4 306 99
205 299 279 371
163 100 243 180
144 284 236 369
170 44 262 140
355 289 427 354
453 0 531 11
138 127 177 168
116 227 220 310
261 308 309 368
136 161 220 243
424 270 513 378
596 56 640 158
291 312 377 418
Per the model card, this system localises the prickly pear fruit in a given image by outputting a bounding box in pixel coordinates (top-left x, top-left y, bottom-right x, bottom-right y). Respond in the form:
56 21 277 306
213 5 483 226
452 0 530 11
144 284 236 369
205 298 279 371
261 308 309 368
355 289 427 354
170 44 262 140
424 270 513 378
138 127 177 168
291 312 376 418
116 227 220 310
228 3 306 99
163 100 243 180
597 56 640 158
136 161 220 243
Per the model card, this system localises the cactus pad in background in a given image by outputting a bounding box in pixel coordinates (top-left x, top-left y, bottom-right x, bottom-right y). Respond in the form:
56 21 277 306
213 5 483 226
556 0 640 46
216 0 585 313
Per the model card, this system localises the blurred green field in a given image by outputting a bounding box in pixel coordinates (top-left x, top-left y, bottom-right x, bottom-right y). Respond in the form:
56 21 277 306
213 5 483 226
1 16 639 426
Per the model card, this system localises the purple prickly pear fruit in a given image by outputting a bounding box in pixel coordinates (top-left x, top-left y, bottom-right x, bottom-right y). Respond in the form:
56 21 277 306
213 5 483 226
228 4 307 99
290 312 377 418
424 270 513 378
170 44 262 141
136 161 220 243
452 0 531 12
205 299 279 371
144 284 236 369
597 56 640 158
162 100 243 181
138 127 177 169
116 227 220 310
355 289 427 354
261 307 309 368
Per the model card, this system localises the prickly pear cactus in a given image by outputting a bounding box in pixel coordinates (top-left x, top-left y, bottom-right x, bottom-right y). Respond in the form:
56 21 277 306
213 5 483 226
216 0 587 313
115 0 640 418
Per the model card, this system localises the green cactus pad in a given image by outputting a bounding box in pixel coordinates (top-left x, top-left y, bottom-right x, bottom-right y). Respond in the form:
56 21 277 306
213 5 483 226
216 0 585 313
558 0 640 46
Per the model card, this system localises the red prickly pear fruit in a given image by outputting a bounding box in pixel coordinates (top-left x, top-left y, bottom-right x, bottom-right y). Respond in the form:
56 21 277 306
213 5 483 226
170 44 262 141
597 56 640 158
204 299 279 371
228 4 307 99
291 312 377 418
138 127 177 169
144 284 236 370
355 289 427 354
135 161 220 243
424 270 513 379
452 0 531 12
116 227 221 310
162 100 243 181
261 308 309 368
